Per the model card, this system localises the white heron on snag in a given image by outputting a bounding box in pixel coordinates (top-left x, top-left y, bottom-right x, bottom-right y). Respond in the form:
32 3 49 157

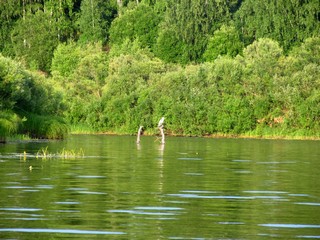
158 117 165 128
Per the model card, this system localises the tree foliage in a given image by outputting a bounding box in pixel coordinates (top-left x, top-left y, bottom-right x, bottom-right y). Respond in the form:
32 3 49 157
203 24 244 62
51 42 108 127
1 0 319 139
155 0 239 63
235 0 320 52
78 0 117 44
0 110 21 139
0 0 318 70
11 10 59 71
109 3 161 49
0 54 67 139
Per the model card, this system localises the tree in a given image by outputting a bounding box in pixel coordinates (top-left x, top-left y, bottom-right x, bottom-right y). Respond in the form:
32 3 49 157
0 0 79 71
242 38 283 78
203 24 244 62
274 37 320 130
51 42 108 127
51 41 82 77
154 27 187 63
0 0 19 55
109 3 161 49
78 0 117 44
0 54 63 115
0 54 32 110
241 38 283 123
44 0 78 42
11 10 59 71
235 0 320 52
155 0 236 63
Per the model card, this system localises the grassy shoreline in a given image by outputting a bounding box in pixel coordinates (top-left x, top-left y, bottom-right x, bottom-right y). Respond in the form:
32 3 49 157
3 124 319 142
70 126 320 141
4 132 319 142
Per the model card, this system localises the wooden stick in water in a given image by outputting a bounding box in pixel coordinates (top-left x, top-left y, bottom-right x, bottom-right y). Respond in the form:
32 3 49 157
158 117 165 144
136 126 143 144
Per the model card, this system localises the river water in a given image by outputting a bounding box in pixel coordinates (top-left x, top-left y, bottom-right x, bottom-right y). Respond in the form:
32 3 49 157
0 135 319 239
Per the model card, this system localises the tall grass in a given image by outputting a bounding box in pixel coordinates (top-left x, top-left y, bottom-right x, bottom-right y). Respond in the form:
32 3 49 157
21 112 69 139
0 110 21 142
244 125 320 140
69 123 97 134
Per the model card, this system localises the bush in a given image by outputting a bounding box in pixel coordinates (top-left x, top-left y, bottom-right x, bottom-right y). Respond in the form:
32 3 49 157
0 110 21 141
51 42 82 78
0 54 64 115
21 113 69 139
0 54 33 110
109 3 161 48
51 42 108 127
203 24 244 62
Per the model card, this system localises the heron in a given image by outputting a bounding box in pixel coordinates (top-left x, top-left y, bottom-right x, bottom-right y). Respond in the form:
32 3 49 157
158 117 165 128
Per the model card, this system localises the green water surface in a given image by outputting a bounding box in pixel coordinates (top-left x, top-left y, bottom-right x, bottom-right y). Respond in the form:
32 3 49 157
0 135 319 239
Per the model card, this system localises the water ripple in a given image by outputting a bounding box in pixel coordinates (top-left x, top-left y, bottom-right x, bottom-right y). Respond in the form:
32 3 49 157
289 193 310 197
244 190 288 194
218 222 244 225
257 161 296 164
4 186 33 189
295 202 320 206
181 190 216 194
108 209 176 216
0 207 42 212
232 159 252 162
0 228 126 235
65 187 88 191
134 206 183 211
296 236 320 239
3 217 47 221
178 157 203 161
77 175 106 179
184 173 204 176
36 185 54 189
54 201 81 205
77 191 106 195
168 192 285 200
168 193 254 199
259 224 320 229
108 206 184 217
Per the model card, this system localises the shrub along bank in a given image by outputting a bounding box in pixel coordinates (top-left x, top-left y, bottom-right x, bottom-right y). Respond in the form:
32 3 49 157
1 37 319 140
50 37 320 139
0 54 68 141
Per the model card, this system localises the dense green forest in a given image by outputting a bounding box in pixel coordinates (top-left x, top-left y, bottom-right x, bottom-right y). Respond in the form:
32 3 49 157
1 0 319 141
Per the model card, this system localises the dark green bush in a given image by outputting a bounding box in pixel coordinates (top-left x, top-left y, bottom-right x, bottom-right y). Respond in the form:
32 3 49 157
0 110 21 141
21 113 69 139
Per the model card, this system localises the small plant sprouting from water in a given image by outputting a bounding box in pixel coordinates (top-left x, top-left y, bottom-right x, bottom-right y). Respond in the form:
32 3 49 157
58 148 85 159
36 146 49 159
34 146 85 160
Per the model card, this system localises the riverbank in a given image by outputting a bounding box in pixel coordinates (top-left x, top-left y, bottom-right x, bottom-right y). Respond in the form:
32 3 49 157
4 132 319 143
3 124 318 142
2 38 319 144
70 124 320 141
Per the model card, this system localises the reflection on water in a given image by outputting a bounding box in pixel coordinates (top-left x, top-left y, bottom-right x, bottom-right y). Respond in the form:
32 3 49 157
0 228 126 235
0 135 320 239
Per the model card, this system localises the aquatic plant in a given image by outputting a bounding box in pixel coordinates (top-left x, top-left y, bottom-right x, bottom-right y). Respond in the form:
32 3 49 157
36 146 50 159
35 147 84 160
58 148 85 159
